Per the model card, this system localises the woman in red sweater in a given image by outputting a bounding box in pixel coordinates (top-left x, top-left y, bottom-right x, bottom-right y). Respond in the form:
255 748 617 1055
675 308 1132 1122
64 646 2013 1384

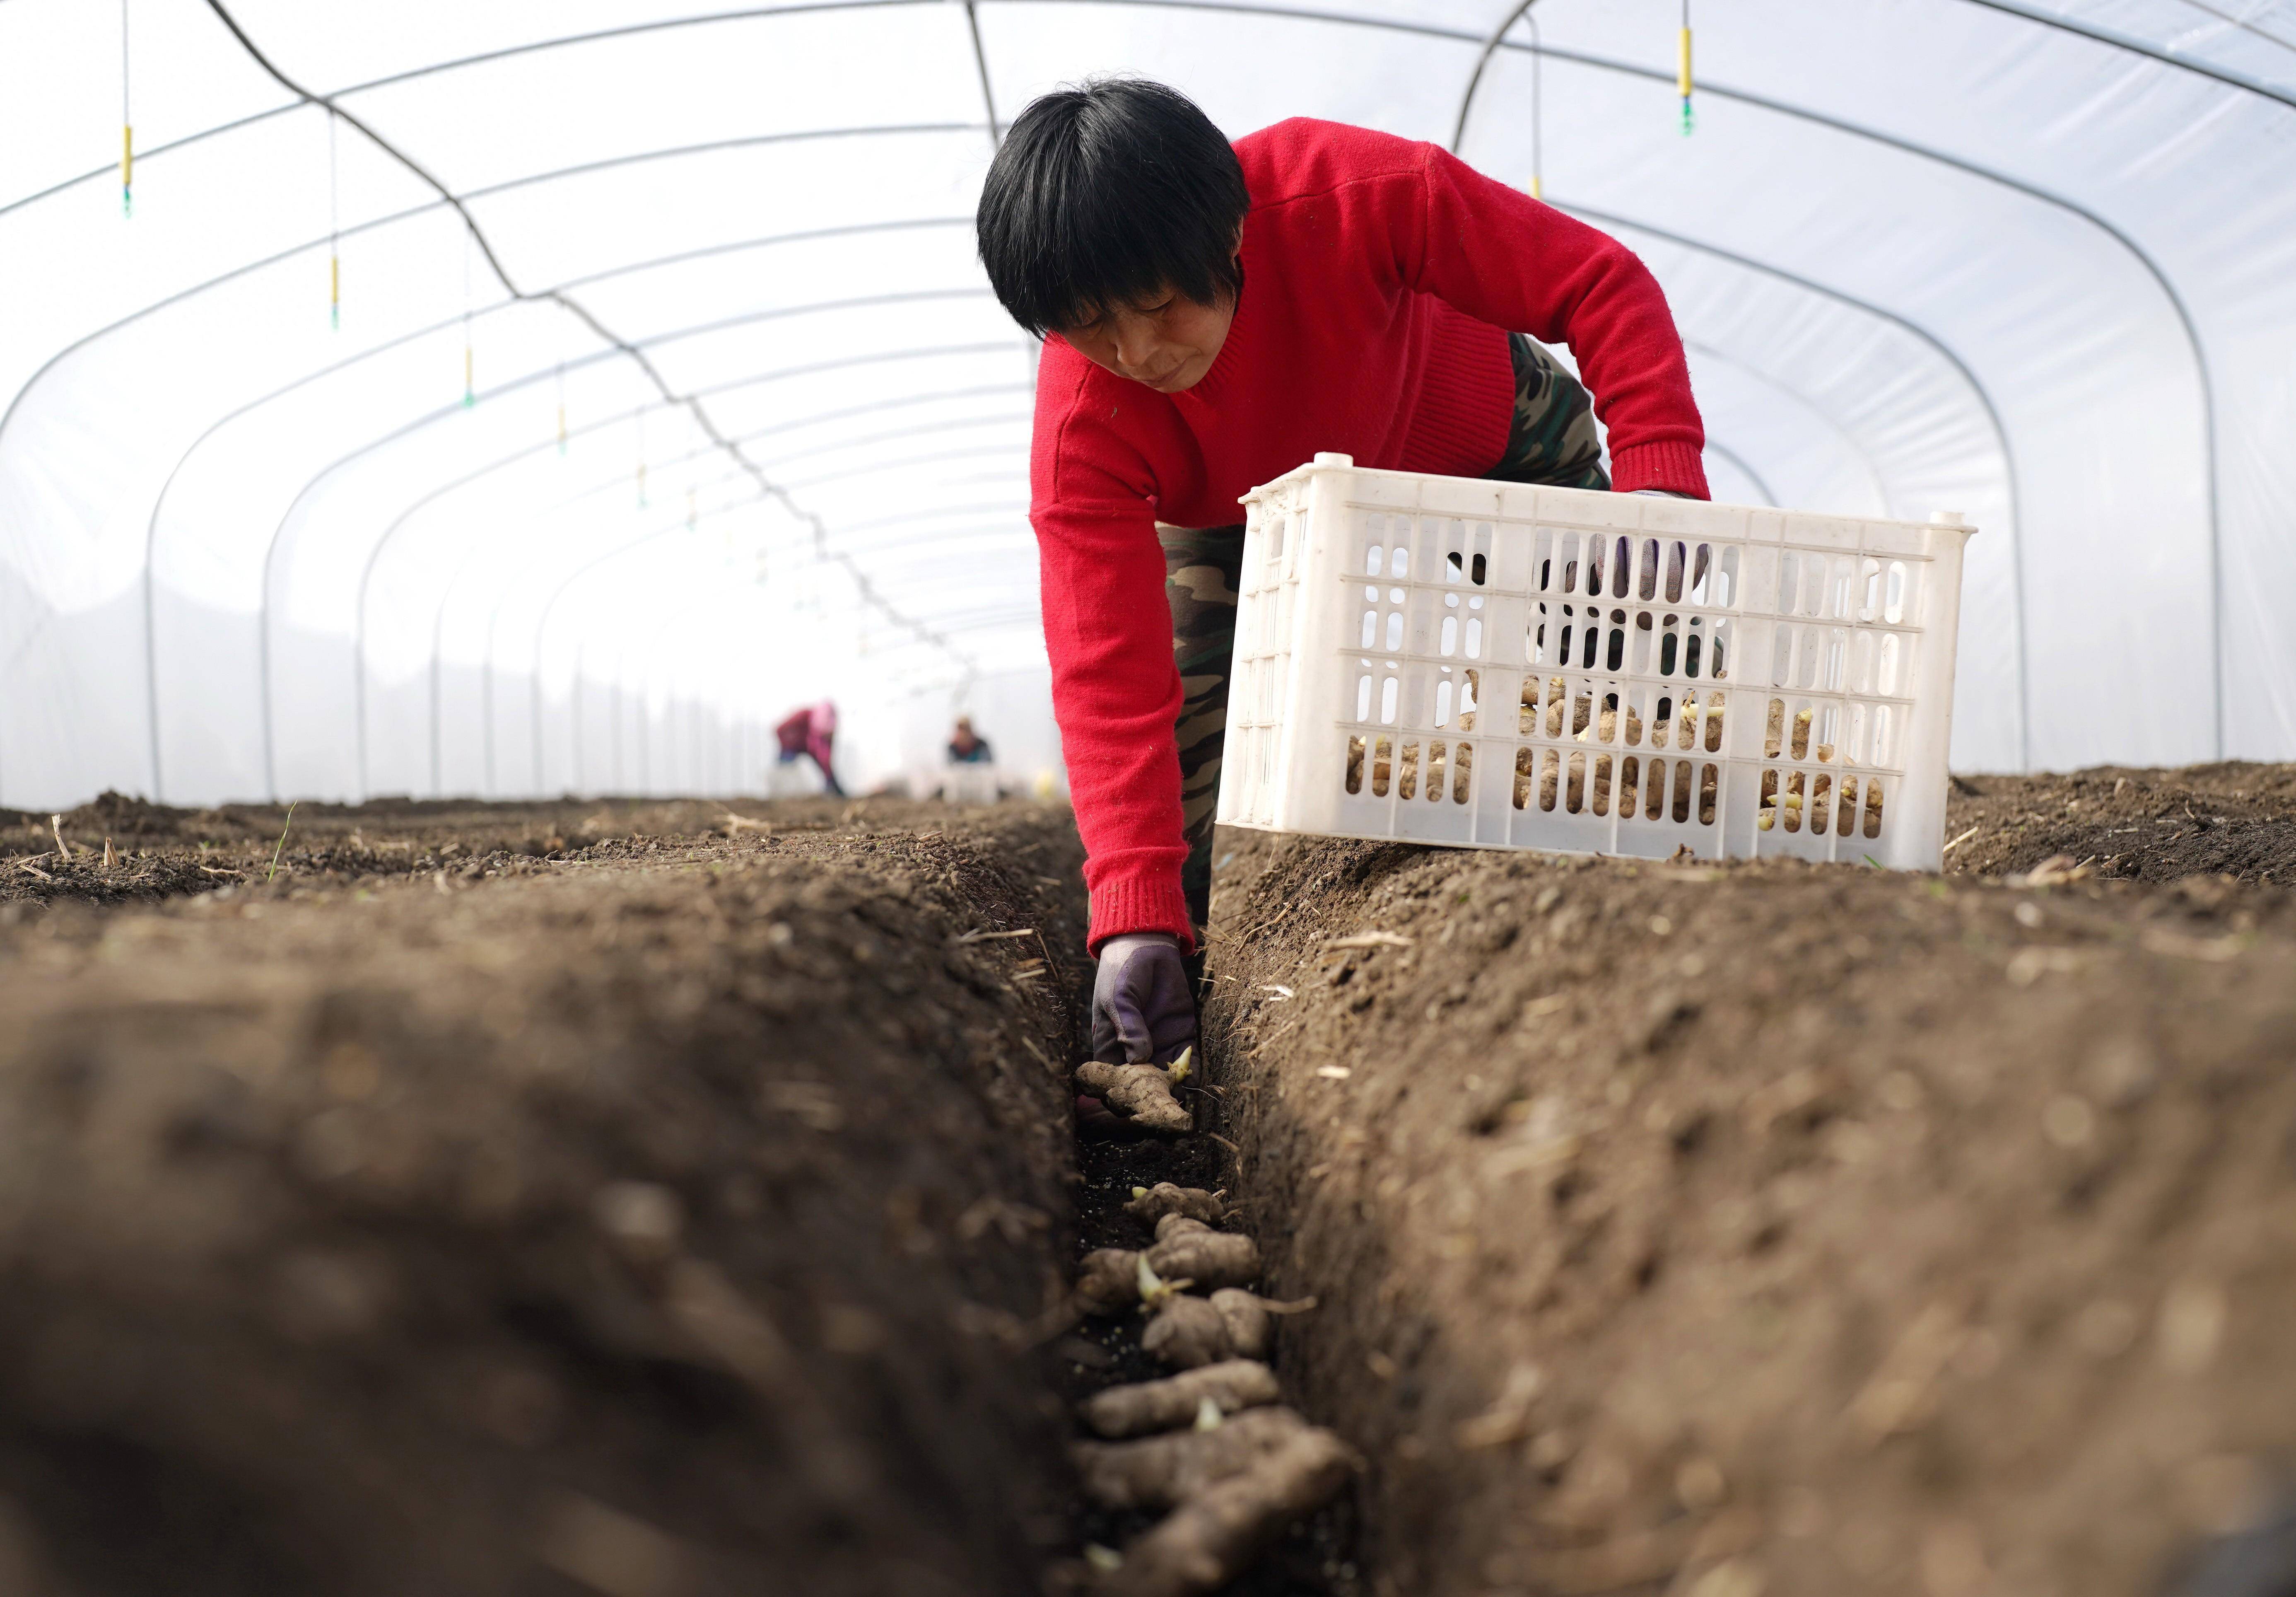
975 79 1708 1077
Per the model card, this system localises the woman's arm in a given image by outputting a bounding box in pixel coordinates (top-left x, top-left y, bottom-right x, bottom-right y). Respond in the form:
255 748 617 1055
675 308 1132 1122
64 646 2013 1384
1402 142 1708 497
1031 382 1198 954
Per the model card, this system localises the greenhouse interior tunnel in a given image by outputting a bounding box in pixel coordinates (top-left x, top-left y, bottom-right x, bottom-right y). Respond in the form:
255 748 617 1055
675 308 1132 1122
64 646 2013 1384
2 0 2294 808
12 7 2296 1597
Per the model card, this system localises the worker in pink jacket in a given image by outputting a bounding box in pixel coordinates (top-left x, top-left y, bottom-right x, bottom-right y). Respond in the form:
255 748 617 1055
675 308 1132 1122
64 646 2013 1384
774 700 843 797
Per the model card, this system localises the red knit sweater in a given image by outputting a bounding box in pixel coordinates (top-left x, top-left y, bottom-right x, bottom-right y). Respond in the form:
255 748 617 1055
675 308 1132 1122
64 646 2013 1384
1030 118 1709 953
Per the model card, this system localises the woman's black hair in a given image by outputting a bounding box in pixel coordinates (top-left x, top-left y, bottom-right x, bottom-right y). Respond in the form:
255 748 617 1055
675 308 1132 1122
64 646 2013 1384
977 78 1250 337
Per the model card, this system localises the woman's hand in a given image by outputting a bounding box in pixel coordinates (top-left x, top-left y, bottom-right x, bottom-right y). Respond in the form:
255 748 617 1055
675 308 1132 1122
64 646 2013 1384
1090 933 1196 1063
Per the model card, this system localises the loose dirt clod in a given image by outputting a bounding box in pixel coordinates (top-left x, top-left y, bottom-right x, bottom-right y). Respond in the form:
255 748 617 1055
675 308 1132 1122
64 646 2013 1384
1072 1406 1310 1510
1076 1061 1193 1133
1095 1427 1360 1597
1123 1183 1226 1226
1079 1362 1284 1439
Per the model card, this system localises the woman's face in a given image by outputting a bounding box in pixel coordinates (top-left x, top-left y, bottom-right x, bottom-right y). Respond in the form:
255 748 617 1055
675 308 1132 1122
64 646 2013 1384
1056 268 1240 395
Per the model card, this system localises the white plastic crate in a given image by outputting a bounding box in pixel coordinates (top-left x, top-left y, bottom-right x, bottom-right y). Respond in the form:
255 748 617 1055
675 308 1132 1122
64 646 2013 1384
941 763 1003 805
1216 454 1974 870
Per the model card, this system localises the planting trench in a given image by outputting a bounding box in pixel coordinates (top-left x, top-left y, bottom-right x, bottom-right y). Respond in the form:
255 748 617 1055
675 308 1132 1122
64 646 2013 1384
1 763 2293 1595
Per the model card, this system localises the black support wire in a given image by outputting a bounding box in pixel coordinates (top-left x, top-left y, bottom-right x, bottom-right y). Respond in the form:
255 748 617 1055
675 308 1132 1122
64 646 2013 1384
200 0 979 801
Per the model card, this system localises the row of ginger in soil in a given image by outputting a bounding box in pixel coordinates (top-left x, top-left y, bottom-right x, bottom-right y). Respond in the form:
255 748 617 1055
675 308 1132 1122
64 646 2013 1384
1055 1049 1359 1595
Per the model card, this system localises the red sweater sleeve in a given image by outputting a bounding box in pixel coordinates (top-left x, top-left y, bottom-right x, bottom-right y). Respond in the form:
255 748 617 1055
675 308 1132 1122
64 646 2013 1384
1405 143 1709 497
1031 372 1198 955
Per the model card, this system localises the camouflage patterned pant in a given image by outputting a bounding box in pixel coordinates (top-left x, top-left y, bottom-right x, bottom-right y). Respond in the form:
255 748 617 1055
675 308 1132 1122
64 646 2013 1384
1161 333 1606 933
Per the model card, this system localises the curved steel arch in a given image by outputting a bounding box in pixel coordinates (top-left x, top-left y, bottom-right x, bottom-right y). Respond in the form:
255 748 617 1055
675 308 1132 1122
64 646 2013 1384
254 282 995 794
1441 16 2222 757
4 1 954 220
142 214 980 795
2171 0 2296 56
502 507 1053 799
446 474 1039 802
208 0 977 647
483 384 1790 794
372 371 1030 795
405 408 1034 796
1951 0 2296 107
834 500 1031 539
1552 196 2031 765
195 7 992 706
1702 440 1777 510
1005 0 2296 114
1683 339 1888 512
12 0 2190 791
10 142 978 454
13 0 2281 224
393 399 1030 794
148 0 2262 774
1451 0 1543 151
531 490 769 794
203 0 1023 705
780 440 1027 495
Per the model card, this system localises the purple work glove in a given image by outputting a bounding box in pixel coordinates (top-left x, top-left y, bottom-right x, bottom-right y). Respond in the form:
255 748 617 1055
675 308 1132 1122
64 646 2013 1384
1090 933 1196 1064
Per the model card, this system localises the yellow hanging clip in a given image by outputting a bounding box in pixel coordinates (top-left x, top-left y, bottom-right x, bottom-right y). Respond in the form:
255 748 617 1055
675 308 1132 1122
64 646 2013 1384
463 344 474 408
1678 24 1694 135
330 253 340 330
122 124 134 215
1528 174 1543 201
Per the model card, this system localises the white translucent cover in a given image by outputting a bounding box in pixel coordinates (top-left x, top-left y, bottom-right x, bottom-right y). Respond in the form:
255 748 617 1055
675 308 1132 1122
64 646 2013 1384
2 0 2291 807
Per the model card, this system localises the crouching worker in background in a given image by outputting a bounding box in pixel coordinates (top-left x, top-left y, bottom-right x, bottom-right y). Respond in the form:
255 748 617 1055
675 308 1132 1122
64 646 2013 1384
975 78 1709 1075
948 716 994 765
774 700 843 797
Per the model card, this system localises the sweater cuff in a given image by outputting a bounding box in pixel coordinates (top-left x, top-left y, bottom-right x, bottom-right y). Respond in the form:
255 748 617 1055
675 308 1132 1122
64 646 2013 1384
1610 440 1711 500
1088 871 1197 957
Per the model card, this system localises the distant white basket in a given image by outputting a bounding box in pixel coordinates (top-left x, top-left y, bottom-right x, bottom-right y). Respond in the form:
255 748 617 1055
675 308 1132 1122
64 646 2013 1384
1215 454 1974 870
942 763 1002 805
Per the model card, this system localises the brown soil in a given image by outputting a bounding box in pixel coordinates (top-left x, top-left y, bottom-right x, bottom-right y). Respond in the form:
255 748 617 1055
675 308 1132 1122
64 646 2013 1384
1201 765 2296 1597
10 763 2296 1597
1940 763 2296 886
0 797 1094 1596
0 791 921 910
